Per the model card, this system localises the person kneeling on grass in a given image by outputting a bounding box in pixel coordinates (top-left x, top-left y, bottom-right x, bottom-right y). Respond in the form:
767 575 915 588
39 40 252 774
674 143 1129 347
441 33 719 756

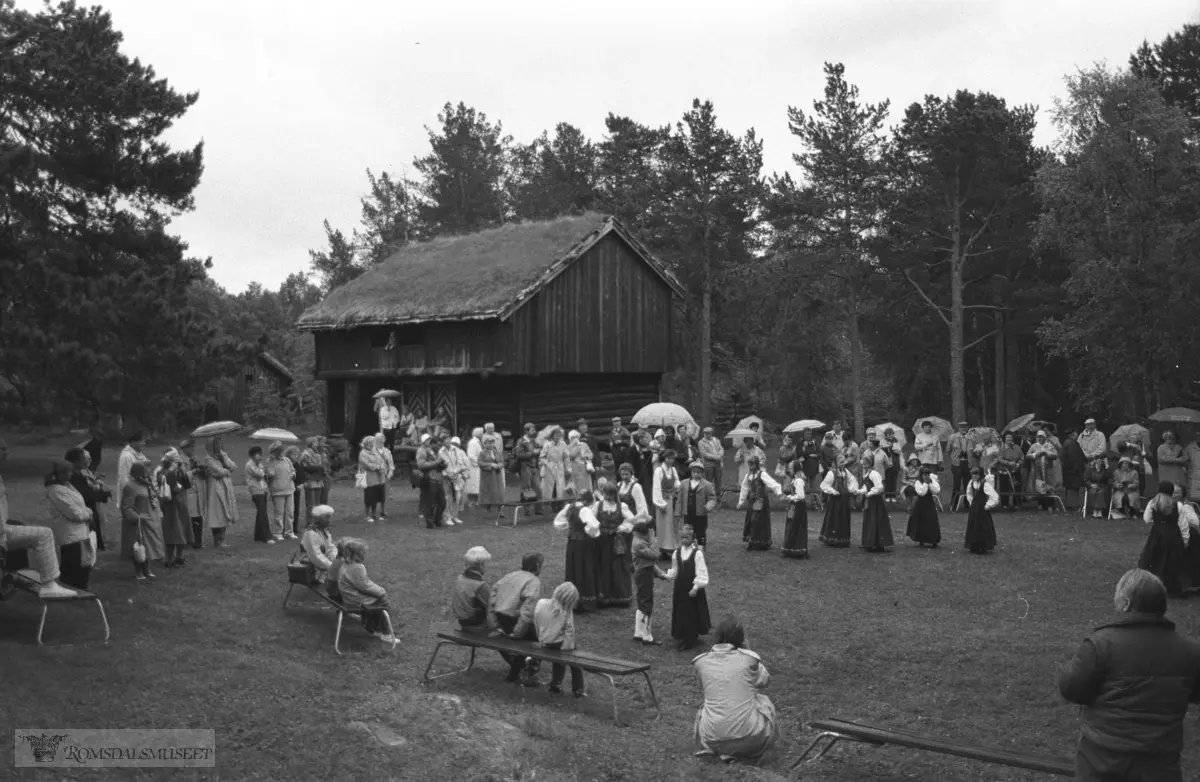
1058 568 1200 781
534 582 586 697
692 616 778 764
488 551 544 686
452 546 492 632
335 539 396 645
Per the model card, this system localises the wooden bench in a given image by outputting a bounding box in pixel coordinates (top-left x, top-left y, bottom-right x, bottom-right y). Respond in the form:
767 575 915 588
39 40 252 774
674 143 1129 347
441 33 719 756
1 568 110 646
791 718 1074 777
423 628 661 725
282 581 398 655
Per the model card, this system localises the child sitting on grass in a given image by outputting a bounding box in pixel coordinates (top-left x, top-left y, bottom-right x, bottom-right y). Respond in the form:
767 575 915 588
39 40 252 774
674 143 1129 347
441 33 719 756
534 582 586 697
336 538 396 645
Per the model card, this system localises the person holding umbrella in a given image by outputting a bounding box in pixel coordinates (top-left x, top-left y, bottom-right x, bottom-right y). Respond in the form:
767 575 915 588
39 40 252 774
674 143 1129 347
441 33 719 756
377 394 401 452
201 436 238 547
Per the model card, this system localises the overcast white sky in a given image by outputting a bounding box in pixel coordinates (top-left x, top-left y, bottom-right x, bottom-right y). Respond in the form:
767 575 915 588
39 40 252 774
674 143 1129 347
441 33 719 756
26 0 1199 291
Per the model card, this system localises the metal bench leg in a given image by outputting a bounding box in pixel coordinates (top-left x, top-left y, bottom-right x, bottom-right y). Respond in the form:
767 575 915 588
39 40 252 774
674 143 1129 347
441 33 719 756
423 642 477 682
93 597 111 643
512 506 521 528
36 603 48 646
381 611 398 650
334 611 345 655
790 732 841 769
282 583 295 608
640 671 661 720
599 673 622 726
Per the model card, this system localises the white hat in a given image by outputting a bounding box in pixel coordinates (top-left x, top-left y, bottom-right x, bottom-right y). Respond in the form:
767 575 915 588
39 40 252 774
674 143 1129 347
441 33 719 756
1085 418 1096 425
1036 430 1047 437
450 436 461 446
420 433 431 443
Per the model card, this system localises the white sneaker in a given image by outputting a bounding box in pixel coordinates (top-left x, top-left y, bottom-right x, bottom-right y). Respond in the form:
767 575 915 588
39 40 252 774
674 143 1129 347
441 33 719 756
38 583 76 599
267 539 277 545
366 517 376 524
285 533 298 540
379 634 397 644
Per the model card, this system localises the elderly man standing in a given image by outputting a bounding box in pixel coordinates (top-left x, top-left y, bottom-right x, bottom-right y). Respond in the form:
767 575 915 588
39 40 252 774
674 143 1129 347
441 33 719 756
0 437 76 597
513 423 544 515
1077 418 1107 462
1058 568 1200 781
698 427 724 491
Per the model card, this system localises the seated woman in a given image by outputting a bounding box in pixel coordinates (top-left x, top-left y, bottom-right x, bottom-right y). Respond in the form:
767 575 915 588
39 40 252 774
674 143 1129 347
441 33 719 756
692 616 778 764
298 505 338 585
44 459 96 590
336 538 396 644
1110 457 1141 520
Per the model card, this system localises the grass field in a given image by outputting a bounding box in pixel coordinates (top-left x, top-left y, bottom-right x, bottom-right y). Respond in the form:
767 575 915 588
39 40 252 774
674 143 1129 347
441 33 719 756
1 432 1198 782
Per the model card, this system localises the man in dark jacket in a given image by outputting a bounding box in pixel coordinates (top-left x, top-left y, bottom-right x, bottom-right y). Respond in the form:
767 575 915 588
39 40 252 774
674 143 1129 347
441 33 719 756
1058 568 1200 781
1061 431 1088 511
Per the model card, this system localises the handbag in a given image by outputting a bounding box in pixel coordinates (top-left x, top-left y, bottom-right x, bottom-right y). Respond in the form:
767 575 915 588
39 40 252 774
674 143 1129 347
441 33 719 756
612 534 628 555
132 540 147 564
81 532 97 568
520 488 539 503
287 549 317 585
354 471 367 490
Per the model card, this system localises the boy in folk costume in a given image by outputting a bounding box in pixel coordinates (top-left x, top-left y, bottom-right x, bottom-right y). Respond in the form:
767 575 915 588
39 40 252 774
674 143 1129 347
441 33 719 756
1110 457 1142 520
680 461 718 549
631 520 669 646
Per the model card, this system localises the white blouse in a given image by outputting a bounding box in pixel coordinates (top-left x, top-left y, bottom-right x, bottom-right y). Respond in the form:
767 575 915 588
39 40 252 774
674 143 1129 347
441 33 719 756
1143 500 1193 544
616 480 649 518
820 469 860 496
665 544 709 588
861 469 885 497
653 464 680 510
966 477 1000 510
552 502 600 537
738 469 783 506
593 500 636 533
913 476 941 496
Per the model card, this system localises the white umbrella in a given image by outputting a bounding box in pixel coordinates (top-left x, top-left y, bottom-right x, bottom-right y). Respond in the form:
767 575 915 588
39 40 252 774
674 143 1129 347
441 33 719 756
536 424 566 444
1110 423 1150 450
735 415 764 433
372 389 401 399
783 419 824 434
873 422 908 448
191 420 242 438
249 428 301 443
912 416 953 441
631 402 695 430
724 428 759 441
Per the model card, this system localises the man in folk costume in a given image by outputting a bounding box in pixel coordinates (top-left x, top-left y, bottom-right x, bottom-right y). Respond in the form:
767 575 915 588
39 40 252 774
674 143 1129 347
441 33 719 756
1077 418 1107 462
378 397 401 452
681 461 718 549
513 423 544 515
947 421 974 512
698 427 724 494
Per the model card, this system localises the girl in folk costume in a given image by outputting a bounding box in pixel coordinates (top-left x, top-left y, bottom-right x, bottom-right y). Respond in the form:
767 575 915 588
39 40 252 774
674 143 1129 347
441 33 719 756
1174 485 1200 586
595 481 638 608
540 426 571 509
905 466 941 547
1084 454 1112 518
900 456 923 509
964 467 999 555
553 490 600 612
631 519 669 645
1138 481 1190 597
1110 456 1142 520
477 441 506 511
842 438 863 510
653 449 682 554
858 459 894 553
739 455 784 552
567 430 595 496
781 460 809 560
201 436 238 547
819 454 859 547
666 525 711 652
681 461 718 548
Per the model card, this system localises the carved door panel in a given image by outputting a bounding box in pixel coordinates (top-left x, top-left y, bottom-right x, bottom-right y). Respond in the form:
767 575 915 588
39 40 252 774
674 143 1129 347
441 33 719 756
430 381 457 436
402 383 429 422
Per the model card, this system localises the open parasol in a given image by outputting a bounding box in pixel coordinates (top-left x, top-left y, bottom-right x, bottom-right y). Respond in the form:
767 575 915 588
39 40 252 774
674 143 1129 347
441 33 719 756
1109 423 1149 451
191 420 242 438
783 419 824 434
631 402 695 430
372 389 401 399
912 416 952 441
249 427 301 443
724 428 759 441
1030 420 1057 435
1149 407 1200 424
1003 413 1035 434
967 426 1000 446
536 424 566 444
734 415 764 433
872 422 908 448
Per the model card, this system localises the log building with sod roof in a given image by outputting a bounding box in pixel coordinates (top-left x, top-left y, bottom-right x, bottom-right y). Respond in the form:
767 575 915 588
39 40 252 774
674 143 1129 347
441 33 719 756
296 213 686 446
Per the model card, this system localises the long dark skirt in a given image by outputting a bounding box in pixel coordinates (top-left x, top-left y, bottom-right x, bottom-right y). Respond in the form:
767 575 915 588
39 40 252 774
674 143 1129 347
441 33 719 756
596 531 632 607
671 589 711 643
634 567 655 616
565 537 599 609
860 495 895 552
745 507 772 551
964 504 997 555
1139 523 1187 596
819 494 852 547
781 500 809 559
906 494 941 545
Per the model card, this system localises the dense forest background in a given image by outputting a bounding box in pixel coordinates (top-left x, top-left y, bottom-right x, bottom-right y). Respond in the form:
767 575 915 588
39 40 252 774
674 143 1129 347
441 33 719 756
3 2 1199 436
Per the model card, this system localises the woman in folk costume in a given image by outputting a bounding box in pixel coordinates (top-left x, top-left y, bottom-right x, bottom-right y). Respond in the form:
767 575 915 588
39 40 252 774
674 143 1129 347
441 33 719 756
539 426 571 509
739 455 784 552
1138 481 1189 597
616 462 650 518
858 456 894 553
819 454 859 547
154 450 192 568
680 461 718 548
653 449 682 553
553 490 600 612
121 461 165 580
666 524 711 652
1110 456 1142 520
1025 430 1060 512
464 427 483 507
781 459 809 559
567 429 595 496
477 440 506 510
734 437 765 486
595 481 638 608
1173 485 1200 586
964 467 999 555
905 466 941 547
1084 454 1113 518
1157 431 1188 495
201 436 238 547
